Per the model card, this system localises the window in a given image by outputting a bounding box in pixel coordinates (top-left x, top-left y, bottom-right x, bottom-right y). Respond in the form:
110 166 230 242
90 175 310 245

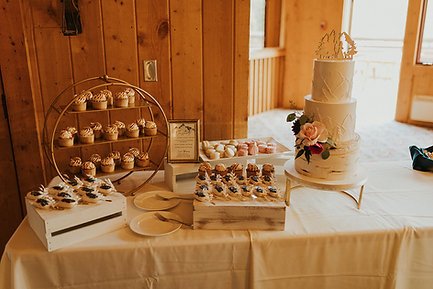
249 0 282 51
418 0 433 64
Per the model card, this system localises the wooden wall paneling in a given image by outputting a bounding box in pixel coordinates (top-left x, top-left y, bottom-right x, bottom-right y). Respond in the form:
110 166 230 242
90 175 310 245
277 56 285 107
253 59 259 115
136 0 171 116
248 60 254 116
136 0 171 165
203 0 234 140
282 0 344 108
266 58 272 110
395 0 423 122
233 0 249 138
101 0 140 158
0 0 45 201
170 0 203 138
258 59 264 113
265 0 282 47
0 70 22 254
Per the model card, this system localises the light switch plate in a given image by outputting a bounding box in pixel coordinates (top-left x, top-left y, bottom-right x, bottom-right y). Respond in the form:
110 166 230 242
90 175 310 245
143 60 158 82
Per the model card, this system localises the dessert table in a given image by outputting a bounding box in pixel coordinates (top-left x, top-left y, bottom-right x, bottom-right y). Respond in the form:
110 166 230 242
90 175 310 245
2 161 433 289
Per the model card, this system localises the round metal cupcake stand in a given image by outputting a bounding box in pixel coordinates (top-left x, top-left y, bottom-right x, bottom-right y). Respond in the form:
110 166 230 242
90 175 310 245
284 160 367 209
42 75 169 195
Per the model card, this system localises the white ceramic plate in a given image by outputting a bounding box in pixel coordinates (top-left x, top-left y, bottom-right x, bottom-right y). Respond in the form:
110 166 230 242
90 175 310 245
129 211 182 236
134 191 181 211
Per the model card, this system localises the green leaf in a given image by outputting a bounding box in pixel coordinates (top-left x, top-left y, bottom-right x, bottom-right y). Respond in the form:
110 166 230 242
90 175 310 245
321 149 330 160
305 149 312 163
299 115 309 125
286 113 296 122
295 149 304 159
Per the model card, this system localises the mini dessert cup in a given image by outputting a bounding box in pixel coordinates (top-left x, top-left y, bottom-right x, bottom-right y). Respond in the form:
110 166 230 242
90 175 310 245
121 153 135 170
126 123 139 138
72 102 86 112
81 161 96 177
113 120 126 136
69 156 82 175
135 152 150 167
91 100 107 110
104 125 119 141
79 127 94 144
90 122 103 139
58 129 74 147
114 91 129 108
100 157 115 173
144 122 158 136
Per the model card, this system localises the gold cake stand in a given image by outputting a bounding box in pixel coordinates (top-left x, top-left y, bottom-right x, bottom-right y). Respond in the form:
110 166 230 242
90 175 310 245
284 160 367 209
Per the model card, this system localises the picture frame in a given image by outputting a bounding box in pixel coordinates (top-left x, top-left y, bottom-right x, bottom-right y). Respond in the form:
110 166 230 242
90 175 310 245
167 119 200 163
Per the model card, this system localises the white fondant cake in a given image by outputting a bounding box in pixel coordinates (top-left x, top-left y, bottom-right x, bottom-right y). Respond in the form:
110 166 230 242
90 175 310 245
294 59 360 181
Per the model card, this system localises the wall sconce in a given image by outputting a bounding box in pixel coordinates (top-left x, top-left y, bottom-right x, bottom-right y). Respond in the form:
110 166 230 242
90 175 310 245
62 0 82 36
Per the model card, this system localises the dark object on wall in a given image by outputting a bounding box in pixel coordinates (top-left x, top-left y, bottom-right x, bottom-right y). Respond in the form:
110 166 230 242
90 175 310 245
409 145 433 172
62 0 82 36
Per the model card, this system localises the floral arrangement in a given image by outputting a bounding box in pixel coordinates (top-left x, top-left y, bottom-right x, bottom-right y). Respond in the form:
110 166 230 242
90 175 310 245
287 112 336 163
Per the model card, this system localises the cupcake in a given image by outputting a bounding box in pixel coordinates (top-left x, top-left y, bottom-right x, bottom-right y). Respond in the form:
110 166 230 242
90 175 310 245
81 161 96 177
126 123 139 138
79 127 94 144
121 152 135 170
113 120 126 136
68 156 82 175
198 162 213 176
71 91 89 111
66 126 78 142
90 153 102 169
108 151 121 167
114 91 129 108
144 121 157 136
91 91 108 110
58 129 74 147
90 122 103 139
246 163 260 178
128 147 140 158
124 87 135 104
136 118 146 135
104 125 118 141
215 163 228 176
100 156 115 173
229 163 243 177
261 163 275 177
100 89 113 107
135 152 150 167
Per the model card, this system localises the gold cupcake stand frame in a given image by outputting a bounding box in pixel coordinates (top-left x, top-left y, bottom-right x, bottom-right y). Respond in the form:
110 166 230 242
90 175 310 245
284 161 367 209
42 75 169 195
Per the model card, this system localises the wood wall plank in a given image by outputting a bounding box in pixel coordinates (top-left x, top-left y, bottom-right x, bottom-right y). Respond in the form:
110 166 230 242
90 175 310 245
170 0 203 127
282 0 344 108
233 0 249 138
0 71 22 254
0 0 45 198
203 0 234 140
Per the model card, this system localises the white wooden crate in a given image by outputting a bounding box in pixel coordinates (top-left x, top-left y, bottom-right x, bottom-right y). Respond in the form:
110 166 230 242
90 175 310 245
26 192 127 252
193 199 286 230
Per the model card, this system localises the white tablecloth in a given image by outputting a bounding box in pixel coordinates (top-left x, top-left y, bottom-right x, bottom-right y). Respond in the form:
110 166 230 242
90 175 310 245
1 161 433 289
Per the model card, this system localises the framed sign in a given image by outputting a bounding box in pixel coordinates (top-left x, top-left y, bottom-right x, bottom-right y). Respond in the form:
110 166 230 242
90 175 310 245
168 119 200 163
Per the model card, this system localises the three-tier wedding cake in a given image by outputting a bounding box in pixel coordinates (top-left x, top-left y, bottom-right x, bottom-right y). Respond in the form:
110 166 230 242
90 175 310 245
288 30 359 181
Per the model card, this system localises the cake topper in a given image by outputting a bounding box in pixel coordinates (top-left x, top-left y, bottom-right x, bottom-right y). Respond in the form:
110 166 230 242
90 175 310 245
315 30 357 60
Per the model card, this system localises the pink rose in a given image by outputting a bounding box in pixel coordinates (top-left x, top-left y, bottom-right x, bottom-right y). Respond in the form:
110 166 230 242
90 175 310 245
298 121 328 146
308 143 324 154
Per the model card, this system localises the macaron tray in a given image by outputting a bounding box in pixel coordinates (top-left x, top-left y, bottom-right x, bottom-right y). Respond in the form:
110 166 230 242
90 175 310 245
199 136 290 162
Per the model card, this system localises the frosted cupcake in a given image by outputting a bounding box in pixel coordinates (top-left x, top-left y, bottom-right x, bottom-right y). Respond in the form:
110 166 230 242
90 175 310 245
246 163 260 178
66 126 78 142
144 121 157 136
100 89 113 106
126 123 139 138
68 156 82 175
135 152 150 167
100 156 115 173
104 124 118 141
72 92 88 111
136 118 146 135
215 163 228 177
58 129 74 147
229 163 243 177
81 161 96 176
90 122 103 139
125 87 136 104
198 162 213 177
114 91 128 108
90 154 102 169
108 151 121 166
121 152 135 169
113 120 126 136
128 148 140 158
79 127 94 144
91 91 108 110
261 163 275 177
